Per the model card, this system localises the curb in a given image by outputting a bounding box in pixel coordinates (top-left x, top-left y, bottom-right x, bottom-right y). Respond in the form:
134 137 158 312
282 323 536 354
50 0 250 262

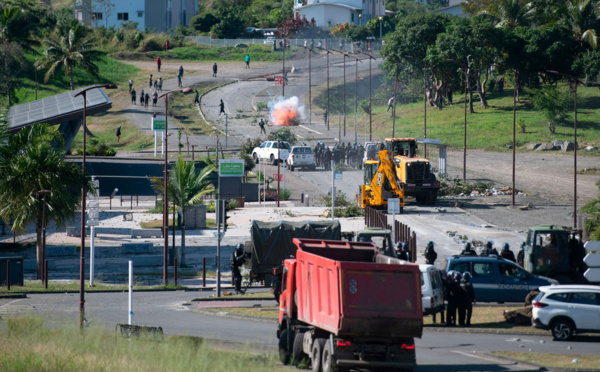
192 307 277 324
192 296 274 302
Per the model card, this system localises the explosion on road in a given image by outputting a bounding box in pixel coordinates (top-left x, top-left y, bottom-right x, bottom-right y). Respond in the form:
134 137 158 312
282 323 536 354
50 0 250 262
269 96 305 126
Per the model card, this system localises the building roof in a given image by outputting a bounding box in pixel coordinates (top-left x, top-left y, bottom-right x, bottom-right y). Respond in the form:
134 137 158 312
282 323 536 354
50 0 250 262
7 86 112 133
297 3 362 12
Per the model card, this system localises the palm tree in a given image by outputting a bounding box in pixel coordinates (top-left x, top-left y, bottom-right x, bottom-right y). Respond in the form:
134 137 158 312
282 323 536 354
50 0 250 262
152 158 215 267
558 0 600 50
36 20 103 90
0 124 95 279
488 0 534 29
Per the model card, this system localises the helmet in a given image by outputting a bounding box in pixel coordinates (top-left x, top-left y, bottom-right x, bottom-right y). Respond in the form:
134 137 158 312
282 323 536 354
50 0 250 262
401 242 409 250
520 241 526 248
446 270 455 279
395 241 403 250
464 242 472 250
486 241 493 249
462 272 472 283
454 272 462 282
427 241 435 249
502 242 510 251
236 243 244 253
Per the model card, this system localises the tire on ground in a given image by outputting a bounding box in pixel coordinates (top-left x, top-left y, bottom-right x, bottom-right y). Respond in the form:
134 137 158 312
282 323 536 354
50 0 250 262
311 338 326 372
279 329 292 365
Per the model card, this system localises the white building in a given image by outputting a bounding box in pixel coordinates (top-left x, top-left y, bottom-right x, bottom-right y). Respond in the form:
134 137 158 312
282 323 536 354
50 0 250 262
75 0 198 32
293 0 386 28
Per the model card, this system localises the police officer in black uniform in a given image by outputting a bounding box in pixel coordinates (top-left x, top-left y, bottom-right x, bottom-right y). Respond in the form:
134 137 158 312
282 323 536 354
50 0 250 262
230 243 246 294
424 241 437 265
460 272 476 326
500 242 516 262
460 242 477 256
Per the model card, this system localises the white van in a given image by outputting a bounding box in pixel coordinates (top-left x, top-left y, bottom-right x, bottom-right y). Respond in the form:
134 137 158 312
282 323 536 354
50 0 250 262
419 264 445 317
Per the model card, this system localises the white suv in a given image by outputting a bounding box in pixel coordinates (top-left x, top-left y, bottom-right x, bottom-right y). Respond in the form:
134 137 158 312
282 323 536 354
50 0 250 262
252 141 290 165
532 285 600 341
286 146 315 171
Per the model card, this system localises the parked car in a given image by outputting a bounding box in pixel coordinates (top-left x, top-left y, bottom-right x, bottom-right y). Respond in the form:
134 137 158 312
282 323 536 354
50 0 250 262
252 141 290 165
446 255 557 303
420 264 445 318
363 141 380 162
532 285 600 340
285 146 315 171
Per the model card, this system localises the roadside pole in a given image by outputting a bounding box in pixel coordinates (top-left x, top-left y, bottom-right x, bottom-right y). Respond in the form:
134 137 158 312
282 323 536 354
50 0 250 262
331 159 335 219
128 260 133 325
388 198 400 243
225 114 228 148
216 199 222 297
90 226 95 287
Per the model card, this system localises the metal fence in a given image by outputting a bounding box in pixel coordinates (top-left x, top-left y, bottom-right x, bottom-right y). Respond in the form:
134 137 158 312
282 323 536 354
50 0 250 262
186 36 383 53
364 206 417 262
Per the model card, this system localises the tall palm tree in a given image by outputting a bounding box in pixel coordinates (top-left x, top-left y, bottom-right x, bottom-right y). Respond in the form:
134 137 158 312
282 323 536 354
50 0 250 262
153 158 215 267
559 0 600 50
0 124 95 279
36 20 103 90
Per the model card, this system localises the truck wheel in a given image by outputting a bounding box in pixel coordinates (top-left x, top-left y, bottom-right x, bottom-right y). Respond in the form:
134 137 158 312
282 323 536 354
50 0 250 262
270 154 277 165
279 329 292 365
293 332 308 367
311 338 326 372
290 164 295 172
253 153 259 164
425 191 438 206
321 338 338 372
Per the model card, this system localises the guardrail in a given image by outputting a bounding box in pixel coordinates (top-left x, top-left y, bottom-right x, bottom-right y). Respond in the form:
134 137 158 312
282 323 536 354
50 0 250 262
364 206 417 263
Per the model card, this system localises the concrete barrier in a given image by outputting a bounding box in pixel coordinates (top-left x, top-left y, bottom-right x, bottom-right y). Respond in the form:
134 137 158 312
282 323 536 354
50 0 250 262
46 246 77 257
121 243 156 255
130 228 163 239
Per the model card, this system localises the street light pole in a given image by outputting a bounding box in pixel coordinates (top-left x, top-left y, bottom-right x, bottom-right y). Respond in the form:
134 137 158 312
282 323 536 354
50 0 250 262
343 54 347 137
158 87 192 285
282 41 285 98
74 83 116 329
37 190 50 283
309 46 312 125
379 16 383 38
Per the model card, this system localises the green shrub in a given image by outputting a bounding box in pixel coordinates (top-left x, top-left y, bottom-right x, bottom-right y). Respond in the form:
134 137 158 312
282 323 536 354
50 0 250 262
324 191 363 217
268 127 298 145
280 189 291 200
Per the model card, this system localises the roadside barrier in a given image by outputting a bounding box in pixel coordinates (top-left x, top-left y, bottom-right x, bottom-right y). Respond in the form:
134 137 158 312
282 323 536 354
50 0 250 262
364 207 417 262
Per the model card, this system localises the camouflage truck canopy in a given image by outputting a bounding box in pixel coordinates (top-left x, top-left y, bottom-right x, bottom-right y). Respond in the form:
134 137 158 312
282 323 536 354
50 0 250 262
249 220 341 274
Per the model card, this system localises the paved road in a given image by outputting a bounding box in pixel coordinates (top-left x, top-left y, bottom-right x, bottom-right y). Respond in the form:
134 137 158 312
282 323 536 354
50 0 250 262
4 291 600 371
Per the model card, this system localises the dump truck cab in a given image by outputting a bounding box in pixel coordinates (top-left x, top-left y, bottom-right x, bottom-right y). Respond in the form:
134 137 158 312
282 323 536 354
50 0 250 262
522 225 587 284
355 227 396 258
384 138 440 205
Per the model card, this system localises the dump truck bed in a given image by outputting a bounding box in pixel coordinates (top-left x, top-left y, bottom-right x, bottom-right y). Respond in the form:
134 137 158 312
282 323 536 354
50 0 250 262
293 238 423 338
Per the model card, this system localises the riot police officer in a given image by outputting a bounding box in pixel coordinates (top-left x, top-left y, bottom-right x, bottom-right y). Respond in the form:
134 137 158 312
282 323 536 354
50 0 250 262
460 242 477 256
500 242 516 262
230 243 246 294
424 241 437 265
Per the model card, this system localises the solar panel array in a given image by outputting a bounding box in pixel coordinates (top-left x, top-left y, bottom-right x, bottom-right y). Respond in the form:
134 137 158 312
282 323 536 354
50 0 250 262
7 86 112 131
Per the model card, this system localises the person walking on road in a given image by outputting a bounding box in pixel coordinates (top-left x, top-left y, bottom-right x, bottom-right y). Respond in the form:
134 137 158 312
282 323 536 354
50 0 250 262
323 109 328 125
140 89 145 106
212 63 218 77
148 74 153 89
158 77 163 92
152 91 158 107
128 79 133 92
230 244 246 294
144 92 150 109
193 90 199 106
156 56 161 72
259 118 266 135
460 272 475 326
116 126 121 143
424 241 437 265
177 72 182 88
245 54 250 69
178 65 184 78
218 99 225 115
131 88 136 105
387 97 394 112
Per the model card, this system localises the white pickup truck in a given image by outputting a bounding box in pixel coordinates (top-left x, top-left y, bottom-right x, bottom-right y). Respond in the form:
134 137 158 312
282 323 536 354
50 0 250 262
252 141 291 165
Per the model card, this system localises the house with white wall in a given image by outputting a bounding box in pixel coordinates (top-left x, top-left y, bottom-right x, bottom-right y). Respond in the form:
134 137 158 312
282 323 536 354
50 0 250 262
294 0 386 28
432 0 467 17
75 0 197 32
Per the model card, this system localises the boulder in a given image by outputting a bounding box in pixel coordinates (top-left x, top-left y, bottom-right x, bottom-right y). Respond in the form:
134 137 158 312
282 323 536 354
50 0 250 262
535 143 552 151
527 143 541 150
506 144 513 149
586 146 596 151
235 43 249 48
504 306 533 324
562 140 575 151
551 140 563 148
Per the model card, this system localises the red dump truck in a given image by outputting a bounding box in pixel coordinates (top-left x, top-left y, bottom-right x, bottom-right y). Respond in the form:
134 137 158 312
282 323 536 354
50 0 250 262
277 238 423 372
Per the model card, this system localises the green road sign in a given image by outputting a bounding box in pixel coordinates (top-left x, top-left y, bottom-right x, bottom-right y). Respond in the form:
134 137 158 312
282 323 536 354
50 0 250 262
219 159 244 177
152 117 166 131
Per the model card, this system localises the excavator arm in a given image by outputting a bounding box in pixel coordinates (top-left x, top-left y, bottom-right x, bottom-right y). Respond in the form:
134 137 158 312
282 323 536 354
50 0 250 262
357 149 404 211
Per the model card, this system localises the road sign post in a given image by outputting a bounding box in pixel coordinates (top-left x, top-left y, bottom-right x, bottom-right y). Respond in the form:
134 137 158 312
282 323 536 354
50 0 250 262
388 198 400 244
152 117 166 157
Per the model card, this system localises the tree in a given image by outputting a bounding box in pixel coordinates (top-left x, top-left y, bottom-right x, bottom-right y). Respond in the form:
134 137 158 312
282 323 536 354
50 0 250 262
278 14 318 38
557 0 600 50
532 85 574 132
582 180 600 240
95 0 114 28
152 158 215 267
37 20 103 90
486 0 534 29
0 124 94 279
210 7 247 39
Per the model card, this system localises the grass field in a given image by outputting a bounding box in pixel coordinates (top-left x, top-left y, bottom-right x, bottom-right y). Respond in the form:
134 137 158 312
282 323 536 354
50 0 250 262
0 317 284 372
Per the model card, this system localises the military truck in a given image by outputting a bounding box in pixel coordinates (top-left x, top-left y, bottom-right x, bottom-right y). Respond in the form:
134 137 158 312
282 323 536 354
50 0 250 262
384 138 440 205
521 225 587 284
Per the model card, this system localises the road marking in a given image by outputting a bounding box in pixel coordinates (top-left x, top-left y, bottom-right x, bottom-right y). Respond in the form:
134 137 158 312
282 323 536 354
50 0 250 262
298 125 322 134
452 350 510 364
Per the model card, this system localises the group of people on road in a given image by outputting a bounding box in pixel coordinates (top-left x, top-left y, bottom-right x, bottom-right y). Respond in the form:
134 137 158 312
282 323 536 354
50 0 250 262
311 142 366 171
461 241 517 262
445 271 476 326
